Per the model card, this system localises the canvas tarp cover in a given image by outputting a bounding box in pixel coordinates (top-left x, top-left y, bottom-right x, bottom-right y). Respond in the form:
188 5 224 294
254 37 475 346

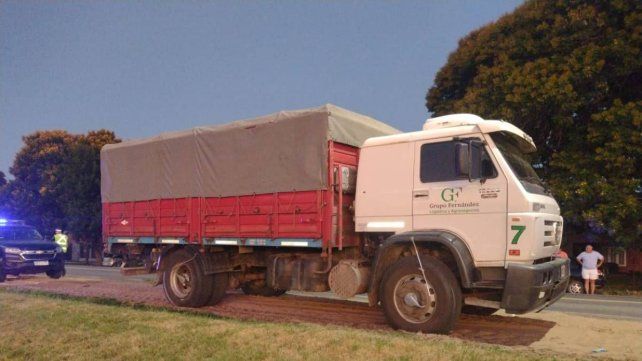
101 104 399 202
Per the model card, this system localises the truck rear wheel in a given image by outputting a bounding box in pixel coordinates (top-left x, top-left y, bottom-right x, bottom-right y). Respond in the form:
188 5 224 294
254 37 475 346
162 249 212 307
380 255 461 334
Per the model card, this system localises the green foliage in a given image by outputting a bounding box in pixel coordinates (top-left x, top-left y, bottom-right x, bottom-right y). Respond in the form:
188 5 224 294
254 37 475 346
0 130 120 246
426 0 641 244
57 130 120 249
4 131 80 234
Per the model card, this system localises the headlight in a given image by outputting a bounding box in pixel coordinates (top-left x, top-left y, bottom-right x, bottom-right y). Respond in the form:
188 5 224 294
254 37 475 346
55 246 63 253
4 247 21 254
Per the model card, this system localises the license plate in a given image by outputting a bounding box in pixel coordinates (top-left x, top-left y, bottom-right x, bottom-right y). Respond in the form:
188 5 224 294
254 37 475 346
34 261 49 266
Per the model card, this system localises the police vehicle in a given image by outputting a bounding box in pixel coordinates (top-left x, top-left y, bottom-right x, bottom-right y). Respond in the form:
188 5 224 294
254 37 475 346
0 219 65 282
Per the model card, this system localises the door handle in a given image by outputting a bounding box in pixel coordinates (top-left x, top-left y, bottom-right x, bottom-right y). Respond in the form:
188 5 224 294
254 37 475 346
414 192 429 198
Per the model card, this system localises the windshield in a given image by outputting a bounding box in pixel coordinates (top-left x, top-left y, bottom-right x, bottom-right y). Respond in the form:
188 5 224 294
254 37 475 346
0 226 44 241
490 131 549 196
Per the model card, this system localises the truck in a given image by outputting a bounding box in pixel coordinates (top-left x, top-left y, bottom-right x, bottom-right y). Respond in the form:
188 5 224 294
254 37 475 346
101 104 570 334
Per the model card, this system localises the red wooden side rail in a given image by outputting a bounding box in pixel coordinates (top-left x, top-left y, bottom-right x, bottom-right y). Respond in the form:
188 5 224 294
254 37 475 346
102 141 360 249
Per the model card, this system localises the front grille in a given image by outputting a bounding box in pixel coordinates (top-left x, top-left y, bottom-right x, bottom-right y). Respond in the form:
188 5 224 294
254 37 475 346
22 253 55 260
542 220 562 246
21 250 56 261
5 254 22 262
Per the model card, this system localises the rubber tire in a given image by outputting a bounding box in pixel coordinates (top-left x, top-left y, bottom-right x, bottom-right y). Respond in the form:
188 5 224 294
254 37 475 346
46 269 64 279
207 272 229 305
162 249 212 308
461 305 497 316
380 255 462 334
567 279 584 294
241 280 286 297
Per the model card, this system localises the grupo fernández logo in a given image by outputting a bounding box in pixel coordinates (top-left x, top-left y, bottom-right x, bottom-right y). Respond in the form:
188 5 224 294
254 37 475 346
441 187 462 202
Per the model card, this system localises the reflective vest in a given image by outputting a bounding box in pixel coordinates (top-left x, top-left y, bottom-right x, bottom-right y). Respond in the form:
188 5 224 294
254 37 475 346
54 234 68 253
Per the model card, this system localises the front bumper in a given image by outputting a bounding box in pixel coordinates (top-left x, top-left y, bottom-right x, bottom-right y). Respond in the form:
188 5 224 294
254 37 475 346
501 258 570 314
2 253 65 275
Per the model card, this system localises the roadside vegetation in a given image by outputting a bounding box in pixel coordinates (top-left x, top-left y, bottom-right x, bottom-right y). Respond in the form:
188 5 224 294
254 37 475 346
426 0 641 247
602 273 642 296
0 290 577 361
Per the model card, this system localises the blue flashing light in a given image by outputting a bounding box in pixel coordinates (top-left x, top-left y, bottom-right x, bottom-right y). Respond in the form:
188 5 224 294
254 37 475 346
0 218 24 226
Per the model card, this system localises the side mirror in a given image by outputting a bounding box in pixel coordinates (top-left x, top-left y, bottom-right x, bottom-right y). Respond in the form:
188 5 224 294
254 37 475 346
455 140 484 181
469 140 484 181
455 142 470 178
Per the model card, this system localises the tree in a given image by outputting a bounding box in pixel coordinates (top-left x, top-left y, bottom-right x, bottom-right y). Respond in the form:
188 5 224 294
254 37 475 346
7 130 80 234
0 171 8 216
57 130 120 262
426 0 641 244
2 129 120 262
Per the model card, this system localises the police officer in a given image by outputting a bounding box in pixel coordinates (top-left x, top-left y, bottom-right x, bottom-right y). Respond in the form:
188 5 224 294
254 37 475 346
53 228 68 253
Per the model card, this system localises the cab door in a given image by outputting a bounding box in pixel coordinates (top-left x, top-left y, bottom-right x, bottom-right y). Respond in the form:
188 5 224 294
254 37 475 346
412 136 508 266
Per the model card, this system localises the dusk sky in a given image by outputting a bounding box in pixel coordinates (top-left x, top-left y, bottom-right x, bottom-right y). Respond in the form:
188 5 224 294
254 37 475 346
0 0 523 176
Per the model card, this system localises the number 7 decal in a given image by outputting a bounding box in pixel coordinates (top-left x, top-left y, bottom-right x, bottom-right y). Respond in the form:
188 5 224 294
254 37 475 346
511 225 526 244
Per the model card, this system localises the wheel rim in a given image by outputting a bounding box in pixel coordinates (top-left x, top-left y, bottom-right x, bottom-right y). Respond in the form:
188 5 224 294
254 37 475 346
169 263 193 299
392 273 437 324
568 281 582 294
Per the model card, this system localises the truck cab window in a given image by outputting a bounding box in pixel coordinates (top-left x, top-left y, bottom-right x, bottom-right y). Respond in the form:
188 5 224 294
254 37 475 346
473 143 498 179
489 131 549 195
420 140 496 183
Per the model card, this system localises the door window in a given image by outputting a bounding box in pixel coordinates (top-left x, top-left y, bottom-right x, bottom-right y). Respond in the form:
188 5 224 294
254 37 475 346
420 140 496 183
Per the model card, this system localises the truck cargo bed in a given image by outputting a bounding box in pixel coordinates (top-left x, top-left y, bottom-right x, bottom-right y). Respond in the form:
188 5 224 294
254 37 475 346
101 105 398 250
103 142 359 249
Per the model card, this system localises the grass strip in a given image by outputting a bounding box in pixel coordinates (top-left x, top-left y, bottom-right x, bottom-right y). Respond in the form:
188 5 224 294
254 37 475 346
0 289 576 361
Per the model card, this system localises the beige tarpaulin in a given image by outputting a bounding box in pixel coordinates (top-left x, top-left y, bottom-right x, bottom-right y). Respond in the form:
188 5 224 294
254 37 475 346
101 104 399 202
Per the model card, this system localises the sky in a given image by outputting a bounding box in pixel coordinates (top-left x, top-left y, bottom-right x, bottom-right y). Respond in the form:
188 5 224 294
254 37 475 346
0 0 523 177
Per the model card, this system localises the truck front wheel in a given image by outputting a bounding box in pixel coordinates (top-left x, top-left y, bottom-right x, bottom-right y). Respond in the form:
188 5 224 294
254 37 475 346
380 255 461 334
162 249 212 307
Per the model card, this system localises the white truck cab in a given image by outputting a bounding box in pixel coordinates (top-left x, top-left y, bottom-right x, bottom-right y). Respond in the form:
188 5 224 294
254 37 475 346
356 114 569 324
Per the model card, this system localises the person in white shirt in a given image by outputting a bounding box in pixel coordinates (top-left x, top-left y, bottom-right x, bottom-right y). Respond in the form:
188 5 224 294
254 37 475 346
576 245 604 295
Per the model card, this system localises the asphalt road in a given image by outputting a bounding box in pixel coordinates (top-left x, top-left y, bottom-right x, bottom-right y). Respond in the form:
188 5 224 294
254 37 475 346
64 264 642 322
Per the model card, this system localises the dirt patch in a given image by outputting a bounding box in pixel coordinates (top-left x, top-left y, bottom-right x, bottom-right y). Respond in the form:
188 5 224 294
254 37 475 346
2 275 641 360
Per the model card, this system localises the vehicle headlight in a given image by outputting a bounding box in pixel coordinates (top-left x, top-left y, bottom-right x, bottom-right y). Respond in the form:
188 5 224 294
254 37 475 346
55 246 63 253
4 247 21 254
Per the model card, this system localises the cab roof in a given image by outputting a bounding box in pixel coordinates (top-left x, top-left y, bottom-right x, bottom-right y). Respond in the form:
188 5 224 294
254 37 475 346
362 114 535 150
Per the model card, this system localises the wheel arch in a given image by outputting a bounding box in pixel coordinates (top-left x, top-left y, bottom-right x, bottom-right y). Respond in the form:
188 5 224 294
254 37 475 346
157 244 201 272
367 231 477 306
